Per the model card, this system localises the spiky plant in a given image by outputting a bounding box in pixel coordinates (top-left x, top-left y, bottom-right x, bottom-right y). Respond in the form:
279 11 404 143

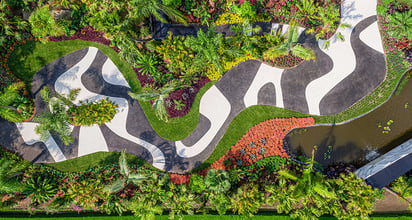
0 82 25 122
388 10 412 40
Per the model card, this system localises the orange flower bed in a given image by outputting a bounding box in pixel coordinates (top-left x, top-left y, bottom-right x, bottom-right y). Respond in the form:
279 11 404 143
169 117 315 185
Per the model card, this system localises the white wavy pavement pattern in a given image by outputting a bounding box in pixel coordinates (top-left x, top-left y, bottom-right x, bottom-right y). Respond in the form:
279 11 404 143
306 0 383 115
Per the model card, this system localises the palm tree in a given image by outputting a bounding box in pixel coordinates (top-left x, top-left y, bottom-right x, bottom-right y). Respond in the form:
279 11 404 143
130 0 187 25
0 157 29 195
388 10 412 40
264 20 315 61
0 82 25 122
128 82 176 122
33 87 79 145
102 149 146 194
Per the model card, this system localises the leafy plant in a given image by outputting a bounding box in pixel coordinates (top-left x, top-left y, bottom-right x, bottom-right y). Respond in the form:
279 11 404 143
165 184 198 220
28 5 63 43
264 20 315 61
0 157 29 195
388 10 412 40
128 82 177 122
0 82 25 122
231 183 264 217
33 87 79 145
173 99 185 110
67 179 103 208
0 1 29 48
208 193 231 215
192 1 211 26
232 1 256 20
184 28 226 73
68 97 118 126
102 149 147 194
23 175 58 205
188 173 206 193
204 169 231 194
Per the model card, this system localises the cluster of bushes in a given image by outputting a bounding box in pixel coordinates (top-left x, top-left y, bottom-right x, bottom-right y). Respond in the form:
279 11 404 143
0 148 383 220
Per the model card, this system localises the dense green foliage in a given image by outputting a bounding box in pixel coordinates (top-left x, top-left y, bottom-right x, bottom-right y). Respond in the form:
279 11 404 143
68 98 118 126
28 5 63 43
0 82 25 122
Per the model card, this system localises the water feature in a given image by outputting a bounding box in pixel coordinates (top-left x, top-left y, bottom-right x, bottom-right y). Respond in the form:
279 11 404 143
286 70 412 167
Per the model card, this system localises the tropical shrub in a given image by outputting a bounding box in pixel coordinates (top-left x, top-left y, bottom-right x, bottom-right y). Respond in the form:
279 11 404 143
0 1 29 48
231 183 264 217
33 87 79 145
204 169 231 194
232 1 256 20
68 97 118 126
165 183 198 220
67 179 103 208
28 5 63 43
0 156 28 195
23 175 58 205
128 82 177 122
391 175 412 211
0 82 25 122
188 173 206 193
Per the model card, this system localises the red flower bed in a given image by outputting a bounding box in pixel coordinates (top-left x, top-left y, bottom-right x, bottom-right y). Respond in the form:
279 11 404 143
264 54 304 69
169 117 315 184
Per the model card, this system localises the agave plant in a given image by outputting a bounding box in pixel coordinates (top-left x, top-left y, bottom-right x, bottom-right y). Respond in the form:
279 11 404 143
102 149 147 194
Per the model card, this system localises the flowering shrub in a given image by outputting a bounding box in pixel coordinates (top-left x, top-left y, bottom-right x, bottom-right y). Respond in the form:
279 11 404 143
169 117 315 184
264 54 304 68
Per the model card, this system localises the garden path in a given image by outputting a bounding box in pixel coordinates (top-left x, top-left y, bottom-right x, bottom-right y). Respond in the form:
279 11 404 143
0 0 387 173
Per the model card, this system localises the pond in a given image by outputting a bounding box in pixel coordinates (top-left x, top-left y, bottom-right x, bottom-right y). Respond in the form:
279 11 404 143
285 70 412 167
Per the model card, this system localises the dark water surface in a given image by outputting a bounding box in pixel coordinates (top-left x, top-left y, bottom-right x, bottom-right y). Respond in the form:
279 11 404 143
286 72 412 167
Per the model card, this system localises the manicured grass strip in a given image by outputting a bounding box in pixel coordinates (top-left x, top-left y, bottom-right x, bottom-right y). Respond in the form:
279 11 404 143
45 151 154 173
192 105 314 172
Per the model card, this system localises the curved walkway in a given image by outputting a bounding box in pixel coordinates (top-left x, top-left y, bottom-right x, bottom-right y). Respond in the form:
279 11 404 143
0 0 387 173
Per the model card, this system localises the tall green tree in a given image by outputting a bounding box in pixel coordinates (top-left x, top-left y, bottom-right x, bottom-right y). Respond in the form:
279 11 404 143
0 82 25 122
128 82 176 122
264 20 315 61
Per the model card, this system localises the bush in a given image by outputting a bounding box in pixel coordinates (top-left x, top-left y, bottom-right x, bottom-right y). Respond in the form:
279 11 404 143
28 5 63 43
188 174 206 193
68 98 118 126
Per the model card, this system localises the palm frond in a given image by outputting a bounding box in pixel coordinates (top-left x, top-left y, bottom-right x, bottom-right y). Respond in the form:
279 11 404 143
291 44 315 61
0 107 23 122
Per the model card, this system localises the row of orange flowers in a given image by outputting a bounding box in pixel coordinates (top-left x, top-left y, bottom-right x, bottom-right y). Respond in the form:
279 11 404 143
169 117 315 185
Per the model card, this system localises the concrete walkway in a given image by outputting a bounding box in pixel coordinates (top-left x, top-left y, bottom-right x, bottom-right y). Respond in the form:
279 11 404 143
0 0 387 173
